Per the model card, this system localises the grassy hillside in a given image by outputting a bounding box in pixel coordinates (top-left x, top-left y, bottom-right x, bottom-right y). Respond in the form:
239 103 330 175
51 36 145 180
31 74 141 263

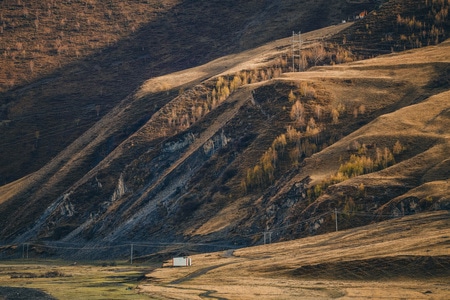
327 0 450 58
139 211 450 299
1 29 447 257
0 0 449 259
0 0 378 185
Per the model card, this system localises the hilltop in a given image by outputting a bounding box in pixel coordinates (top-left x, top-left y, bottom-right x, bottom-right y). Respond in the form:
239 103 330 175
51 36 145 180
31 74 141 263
0 0 449 260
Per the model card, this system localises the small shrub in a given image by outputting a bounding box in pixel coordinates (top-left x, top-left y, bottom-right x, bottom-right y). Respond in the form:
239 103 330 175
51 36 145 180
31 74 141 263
331 108 339 124
288 89 296 102
393 140 404 155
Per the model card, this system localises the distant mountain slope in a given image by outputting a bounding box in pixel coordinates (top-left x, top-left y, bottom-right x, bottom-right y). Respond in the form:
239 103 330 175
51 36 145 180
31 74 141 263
189 39 450 244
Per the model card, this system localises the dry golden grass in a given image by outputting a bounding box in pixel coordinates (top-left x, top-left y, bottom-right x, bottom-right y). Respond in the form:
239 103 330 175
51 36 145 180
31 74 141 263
175 38 450 240
1 8 449 275
140 211 450 299
0 0 181 92
136 23 353 99
277 39 450 185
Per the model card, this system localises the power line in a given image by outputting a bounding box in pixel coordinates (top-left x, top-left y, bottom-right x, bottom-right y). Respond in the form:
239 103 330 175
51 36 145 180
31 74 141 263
336 211 403 217
0 209 407 259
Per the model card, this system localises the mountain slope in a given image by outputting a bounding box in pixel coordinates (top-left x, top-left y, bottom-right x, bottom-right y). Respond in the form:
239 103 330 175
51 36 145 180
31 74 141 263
0 0 449 259
241 41 450 239
2 32 448 259
0 24 354 244
0 0 378 185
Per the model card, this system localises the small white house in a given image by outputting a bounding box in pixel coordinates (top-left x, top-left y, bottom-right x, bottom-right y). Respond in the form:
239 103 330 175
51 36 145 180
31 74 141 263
172 256 192 267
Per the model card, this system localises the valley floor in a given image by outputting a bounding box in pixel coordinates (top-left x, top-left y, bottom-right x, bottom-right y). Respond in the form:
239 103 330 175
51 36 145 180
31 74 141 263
0 213 447 299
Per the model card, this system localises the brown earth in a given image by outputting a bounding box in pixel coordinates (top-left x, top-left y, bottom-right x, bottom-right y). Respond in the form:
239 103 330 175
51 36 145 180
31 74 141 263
0 0 373 185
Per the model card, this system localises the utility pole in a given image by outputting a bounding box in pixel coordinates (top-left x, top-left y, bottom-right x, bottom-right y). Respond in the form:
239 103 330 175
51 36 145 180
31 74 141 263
22 243 29 259
130 244 133 265
291 31 302 72
335 208 338 232
263 232 272 245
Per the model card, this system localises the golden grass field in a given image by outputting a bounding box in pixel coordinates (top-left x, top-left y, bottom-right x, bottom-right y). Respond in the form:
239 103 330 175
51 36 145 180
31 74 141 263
139 211 450 300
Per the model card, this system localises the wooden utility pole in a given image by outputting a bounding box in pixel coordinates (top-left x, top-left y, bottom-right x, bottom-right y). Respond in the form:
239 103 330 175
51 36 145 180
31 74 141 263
335 208 338 232
263 232 272 245
130 244 133 264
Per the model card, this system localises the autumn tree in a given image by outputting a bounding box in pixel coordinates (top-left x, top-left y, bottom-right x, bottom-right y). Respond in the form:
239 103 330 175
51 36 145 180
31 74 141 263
313 104 323 121
288 89 296 102
230 75 242 92
290 100 305 126
331 108 339 124
393 140 404 155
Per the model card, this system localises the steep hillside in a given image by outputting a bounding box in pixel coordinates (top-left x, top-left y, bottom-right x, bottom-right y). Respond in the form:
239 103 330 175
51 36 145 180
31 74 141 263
2 35 448 259
0 0 449 259
0 0 379 185
334 0 450 54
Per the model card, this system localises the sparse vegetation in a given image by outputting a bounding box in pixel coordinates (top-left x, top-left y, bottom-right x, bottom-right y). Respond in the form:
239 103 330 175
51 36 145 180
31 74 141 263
139 212 450 299
331 0 450 54
307 140 405 203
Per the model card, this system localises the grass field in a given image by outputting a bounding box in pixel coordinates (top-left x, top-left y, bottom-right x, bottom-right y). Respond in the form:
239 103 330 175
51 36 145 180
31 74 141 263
139 211 450 300
0 260 154 299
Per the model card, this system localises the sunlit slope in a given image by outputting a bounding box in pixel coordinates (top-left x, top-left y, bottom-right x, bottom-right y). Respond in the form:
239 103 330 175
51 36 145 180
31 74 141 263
140 211 450 300
0 30 448 260
253 40 450 237
0 0 372 185
0 24 353 242
282 62 449 186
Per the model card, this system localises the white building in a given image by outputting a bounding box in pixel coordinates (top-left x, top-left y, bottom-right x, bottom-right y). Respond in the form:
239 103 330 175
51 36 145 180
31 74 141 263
172 256 192 267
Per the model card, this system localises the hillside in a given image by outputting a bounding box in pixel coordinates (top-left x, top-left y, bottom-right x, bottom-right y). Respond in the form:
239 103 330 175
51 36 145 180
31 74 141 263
255 42 450 238
0 211 448 299
139 211 450 299
0 0 379 185
0 0 449 260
